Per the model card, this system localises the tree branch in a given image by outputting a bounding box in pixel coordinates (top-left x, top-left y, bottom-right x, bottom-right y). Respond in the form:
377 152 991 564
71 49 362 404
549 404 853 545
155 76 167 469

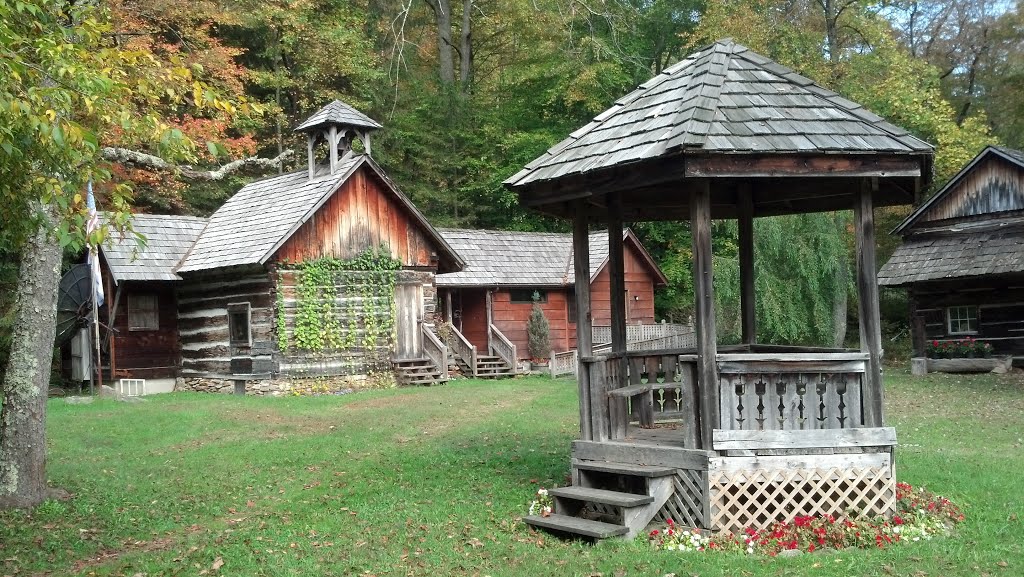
100 148 294 181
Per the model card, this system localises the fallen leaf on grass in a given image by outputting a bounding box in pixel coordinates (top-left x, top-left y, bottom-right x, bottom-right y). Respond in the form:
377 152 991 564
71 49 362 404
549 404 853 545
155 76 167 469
997 561 1009 568
211 557 224 571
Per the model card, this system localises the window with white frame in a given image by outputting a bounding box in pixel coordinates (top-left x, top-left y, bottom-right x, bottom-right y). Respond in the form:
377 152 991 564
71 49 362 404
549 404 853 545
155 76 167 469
128 294 159 331
947 305 978 335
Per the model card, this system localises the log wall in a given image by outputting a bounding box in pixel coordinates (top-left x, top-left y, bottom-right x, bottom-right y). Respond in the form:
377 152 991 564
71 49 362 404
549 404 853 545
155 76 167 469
273 167 440 268
276 269 435 377
911 276 1024 355
176 268 277 377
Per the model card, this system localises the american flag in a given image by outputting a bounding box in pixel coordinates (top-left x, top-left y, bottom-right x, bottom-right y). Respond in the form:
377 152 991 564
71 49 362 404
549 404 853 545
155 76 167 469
86 180 104 307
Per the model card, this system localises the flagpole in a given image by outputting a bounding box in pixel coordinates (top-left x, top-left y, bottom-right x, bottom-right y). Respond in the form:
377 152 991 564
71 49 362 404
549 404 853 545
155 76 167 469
86 179 104 395
91 251 101 395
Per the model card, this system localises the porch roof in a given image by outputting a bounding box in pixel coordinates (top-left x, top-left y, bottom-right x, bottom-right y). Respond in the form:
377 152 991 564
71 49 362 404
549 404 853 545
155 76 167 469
436 228 667 288
878 221 1024 286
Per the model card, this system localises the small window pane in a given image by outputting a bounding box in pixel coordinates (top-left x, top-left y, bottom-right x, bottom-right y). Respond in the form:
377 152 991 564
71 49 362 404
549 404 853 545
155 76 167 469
228 303 251 345
510 289 547 304
128 294 159 331
947 306 978 334
567 292 577 324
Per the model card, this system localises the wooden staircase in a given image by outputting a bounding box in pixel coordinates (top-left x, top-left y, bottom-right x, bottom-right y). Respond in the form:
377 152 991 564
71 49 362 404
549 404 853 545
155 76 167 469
473 354 515 378
524 461 676 540
393 357 448 386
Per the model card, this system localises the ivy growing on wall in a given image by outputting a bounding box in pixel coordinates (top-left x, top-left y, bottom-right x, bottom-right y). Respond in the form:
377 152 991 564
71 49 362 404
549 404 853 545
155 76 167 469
277 247 401 356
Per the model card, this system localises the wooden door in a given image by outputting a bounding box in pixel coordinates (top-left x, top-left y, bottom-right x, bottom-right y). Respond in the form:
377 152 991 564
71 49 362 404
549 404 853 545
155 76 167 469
394 281 424 360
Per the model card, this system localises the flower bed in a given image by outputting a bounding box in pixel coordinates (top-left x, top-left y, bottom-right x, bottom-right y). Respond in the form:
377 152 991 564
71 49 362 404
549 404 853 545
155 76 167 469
912 338 1012 375
648 482 963 555
926 337 992 359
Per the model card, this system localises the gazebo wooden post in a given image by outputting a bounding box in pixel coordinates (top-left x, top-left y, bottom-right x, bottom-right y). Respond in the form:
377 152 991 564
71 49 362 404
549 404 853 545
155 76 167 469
856 177 885 427
738 184 756 346
573 200 593 441
608 192 627 355
691 180 719 449
607 192 631 438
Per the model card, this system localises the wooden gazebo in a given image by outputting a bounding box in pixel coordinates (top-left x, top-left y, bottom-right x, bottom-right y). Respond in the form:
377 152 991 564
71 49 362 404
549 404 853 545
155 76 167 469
509 40 933 539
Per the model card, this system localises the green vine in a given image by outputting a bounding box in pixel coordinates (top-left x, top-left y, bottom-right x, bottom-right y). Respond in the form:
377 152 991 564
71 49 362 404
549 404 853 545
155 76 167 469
278 247 401 356
276 275 288 351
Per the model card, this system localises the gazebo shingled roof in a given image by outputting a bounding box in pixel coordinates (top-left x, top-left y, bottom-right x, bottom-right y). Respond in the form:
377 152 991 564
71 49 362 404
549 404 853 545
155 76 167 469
507 39 933 221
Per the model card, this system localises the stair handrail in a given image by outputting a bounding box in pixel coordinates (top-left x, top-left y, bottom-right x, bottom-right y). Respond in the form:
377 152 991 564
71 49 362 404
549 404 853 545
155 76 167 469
488 323 517 373
443 321 478 377
420 323 449 381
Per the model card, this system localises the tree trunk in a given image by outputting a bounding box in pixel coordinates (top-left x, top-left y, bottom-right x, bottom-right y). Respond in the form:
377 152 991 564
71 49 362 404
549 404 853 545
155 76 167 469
426 0 456 85
0 206 61 510
460 0 473 93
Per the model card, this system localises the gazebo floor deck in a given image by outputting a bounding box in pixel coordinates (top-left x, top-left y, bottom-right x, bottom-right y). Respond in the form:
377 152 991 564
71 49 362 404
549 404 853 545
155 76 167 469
621 423 690 449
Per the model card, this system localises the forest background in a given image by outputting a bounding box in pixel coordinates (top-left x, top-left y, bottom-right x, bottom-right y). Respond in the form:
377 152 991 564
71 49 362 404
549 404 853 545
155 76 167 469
1 0 1020 369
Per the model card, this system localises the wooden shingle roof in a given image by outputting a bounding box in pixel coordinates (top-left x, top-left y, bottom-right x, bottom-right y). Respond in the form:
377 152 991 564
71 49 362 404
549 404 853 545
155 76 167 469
177 154 462 273
177 156 363 273
436 229 666 288
293 100 382 133
878 222 1024 286
506 39 931 189
879 146 1024 286
100 214 208 283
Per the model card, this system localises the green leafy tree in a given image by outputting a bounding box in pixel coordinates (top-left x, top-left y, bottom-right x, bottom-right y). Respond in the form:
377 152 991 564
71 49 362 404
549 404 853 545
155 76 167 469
0 0 262 509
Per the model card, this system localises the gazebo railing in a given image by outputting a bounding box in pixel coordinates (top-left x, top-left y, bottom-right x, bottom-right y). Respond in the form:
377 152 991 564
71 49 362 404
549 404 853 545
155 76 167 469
717 353 867 431
583 350 871 449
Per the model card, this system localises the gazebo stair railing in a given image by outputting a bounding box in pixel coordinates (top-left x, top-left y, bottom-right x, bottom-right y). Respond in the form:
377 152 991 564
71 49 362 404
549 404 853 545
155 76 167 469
524 460 677 541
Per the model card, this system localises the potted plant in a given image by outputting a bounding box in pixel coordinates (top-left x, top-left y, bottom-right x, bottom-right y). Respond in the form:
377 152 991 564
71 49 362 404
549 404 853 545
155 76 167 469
526 292 551 369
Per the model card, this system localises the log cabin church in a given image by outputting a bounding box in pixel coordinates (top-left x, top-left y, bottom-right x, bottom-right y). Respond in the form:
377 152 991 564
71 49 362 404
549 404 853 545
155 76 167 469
879 145 1024 360
82 101 466 392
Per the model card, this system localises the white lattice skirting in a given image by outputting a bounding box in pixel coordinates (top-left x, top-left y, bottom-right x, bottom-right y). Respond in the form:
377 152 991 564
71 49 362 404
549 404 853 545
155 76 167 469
708 465 895 533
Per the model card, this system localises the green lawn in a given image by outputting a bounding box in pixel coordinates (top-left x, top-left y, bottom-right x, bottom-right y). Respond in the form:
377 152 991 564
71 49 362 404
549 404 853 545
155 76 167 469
1 371 1022 577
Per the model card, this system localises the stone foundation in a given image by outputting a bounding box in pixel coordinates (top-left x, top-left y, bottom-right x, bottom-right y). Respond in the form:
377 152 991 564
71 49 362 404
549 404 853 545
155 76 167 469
176 372 396 396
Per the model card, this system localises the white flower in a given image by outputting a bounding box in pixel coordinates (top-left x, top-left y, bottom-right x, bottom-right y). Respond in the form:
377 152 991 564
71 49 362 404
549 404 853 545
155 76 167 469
537 488 548 496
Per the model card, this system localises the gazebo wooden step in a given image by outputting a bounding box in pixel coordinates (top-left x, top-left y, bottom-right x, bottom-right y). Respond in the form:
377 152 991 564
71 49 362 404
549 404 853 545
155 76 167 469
524 514 627 539
574 460 676 478
549 486 653 508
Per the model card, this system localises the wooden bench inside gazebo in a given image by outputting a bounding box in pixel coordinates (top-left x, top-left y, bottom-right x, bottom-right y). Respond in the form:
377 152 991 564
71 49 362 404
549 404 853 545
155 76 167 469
509 39 933 540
